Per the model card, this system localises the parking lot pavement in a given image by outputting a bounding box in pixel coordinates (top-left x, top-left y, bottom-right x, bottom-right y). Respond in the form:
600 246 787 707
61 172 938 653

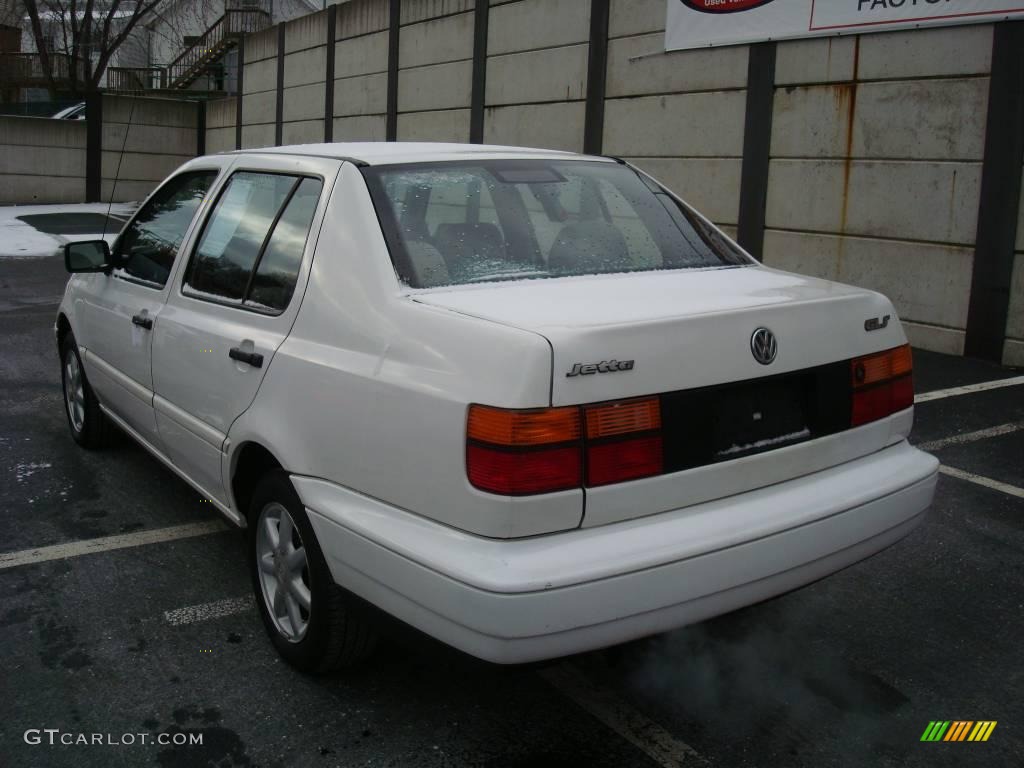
1 254 1021 768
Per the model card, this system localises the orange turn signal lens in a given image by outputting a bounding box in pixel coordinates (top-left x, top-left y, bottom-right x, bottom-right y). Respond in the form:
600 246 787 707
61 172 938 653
467 404 581 446
851 344 912 389
584 397 661 439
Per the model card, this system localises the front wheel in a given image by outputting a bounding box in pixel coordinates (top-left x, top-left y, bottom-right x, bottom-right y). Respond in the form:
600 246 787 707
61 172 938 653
248 471 378 673
60 332 111 449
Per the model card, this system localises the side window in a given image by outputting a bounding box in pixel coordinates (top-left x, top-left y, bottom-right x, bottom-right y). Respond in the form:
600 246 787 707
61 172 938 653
183 171 321 312
246 177 322 311
115 171 217 287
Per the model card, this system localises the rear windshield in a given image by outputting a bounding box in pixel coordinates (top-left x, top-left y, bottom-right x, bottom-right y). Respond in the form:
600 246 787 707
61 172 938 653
362 160 751 289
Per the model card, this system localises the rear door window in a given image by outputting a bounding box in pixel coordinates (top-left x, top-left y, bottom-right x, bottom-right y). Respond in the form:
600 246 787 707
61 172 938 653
183 171 323 312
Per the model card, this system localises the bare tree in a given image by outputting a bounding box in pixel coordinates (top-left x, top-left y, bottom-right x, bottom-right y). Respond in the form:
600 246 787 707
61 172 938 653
22 0 166 96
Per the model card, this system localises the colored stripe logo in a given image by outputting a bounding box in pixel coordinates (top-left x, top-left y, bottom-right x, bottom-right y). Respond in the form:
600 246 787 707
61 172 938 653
920 721 997 742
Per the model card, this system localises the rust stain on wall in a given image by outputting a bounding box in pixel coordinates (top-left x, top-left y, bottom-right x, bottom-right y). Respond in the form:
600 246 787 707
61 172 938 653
830 37 860 277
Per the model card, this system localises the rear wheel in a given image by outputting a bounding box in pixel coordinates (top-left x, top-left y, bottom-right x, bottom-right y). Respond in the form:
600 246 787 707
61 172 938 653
60 332 111 449
248 471 378 673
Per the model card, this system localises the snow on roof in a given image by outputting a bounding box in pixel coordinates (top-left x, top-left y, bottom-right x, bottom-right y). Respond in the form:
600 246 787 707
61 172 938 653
231 142 609 166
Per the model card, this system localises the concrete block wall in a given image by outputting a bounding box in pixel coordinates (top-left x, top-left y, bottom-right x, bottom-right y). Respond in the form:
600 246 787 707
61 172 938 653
333 0 390 141
484 0 591 152
0 116 86 204
101 95 198 202
241 26 280 149
604 0 745 235
762 26 994 357
206 98 237 154
282 12 329 145
397 0 474 142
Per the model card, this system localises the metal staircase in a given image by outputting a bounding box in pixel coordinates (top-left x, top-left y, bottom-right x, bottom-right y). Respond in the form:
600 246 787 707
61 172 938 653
165 3 271 90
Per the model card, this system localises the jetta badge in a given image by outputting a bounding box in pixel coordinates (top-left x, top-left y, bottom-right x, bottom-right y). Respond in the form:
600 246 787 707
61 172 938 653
750 328 777 365
566 360 634 378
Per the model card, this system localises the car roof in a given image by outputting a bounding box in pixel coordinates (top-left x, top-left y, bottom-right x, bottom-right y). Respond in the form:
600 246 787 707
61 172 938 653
229 141 614 167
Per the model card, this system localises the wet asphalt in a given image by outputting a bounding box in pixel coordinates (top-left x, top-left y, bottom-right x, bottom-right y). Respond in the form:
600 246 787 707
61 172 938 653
1 254 1022 768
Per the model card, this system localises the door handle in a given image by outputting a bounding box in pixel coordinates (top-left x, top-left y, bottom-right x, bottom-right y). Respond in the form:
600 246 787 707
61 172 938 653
131 313 153 330
229 347 263 368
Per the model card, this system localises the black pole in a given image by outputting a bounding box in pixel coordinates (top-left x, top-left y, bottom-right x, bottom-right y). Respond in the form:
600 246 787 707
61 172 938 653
736 42 777 261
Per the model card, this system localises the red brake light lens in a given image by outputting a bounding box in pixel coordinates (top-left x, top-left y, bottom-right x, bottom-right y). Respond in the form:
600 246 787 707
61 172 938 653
466 443 582 495
586 435 664 487
850 345 914 427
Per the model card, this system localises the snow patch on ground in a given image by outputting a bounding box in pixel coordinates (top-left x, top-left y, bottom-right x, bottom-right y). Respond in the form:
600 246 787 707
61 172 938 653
0 202 137 259
14 461 52 482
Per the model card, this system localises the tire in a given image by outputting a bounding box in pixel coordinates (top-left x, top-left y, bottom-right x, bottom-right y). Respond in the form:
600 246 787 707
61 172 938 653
248 471 378 673
60 332 112 449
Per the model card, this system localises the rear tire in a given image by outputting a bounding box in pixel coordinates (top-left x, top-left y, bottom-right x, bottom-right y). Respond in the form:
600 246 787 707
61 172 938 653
248 471 378 673
60 332 111 449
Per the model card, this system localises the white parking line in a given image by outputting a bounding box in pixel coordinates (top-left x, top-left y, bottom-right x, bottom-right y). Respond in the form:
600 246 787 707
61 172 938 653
915 375 1024 403
939 466 1024 500
918 421 1024 452
0 521 228 571
164 596 254 626
539 664 705 767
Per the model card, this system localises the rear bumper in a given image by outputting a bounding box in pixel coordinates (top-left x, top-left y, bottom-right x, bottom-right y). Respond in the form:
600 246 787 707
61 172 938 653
295 440 938 664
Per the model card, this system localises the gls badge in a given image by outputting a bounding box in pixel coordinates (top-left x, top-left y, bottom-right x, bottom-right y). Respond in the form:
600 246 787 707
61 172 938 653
566 360 635 378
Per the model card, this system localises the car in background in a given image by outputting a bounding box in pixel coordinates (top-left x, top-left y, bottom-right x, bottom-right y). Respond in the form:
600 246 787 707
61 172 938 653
52 102 86 120
55 142 939 673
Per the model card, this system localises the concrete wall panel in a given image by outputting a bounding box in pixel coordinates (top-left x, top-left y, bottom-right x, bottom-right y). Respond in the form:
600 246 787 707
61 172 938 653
0 146 85 177
397 108 471 142
2 174 85 205
332 114 388 141
0 115 85 148
771 79 988 161
609 0 664 38
903 321 966 356
246 26 279 62
206 98 237 129
335 30 389 78
103 96 197 127
775 37 858 85
285 11 328 53
604 91 746 157
242 123 276 149
282 119 326 145
334 73 388 117
766 160 981 246
243 90 278 126
486 45 588 106
400 11 474 68
1007 251 1024 342
484 101 585 152
283 82 327 122
101 151 187 183
243 58 278 95
402 0 473 25
400 60 472 112
488 0 589 56
627 156 742 226
206 127 236 154
284 46 327 88
336 0 389 38
858 24 993 80
102 124 197 156
100 179 156 203
606 34 748 97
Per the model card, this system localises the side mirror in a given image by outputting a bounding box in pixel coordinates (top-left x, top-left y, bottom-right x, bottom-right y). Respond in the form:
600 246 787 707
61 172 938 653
64 240 111 273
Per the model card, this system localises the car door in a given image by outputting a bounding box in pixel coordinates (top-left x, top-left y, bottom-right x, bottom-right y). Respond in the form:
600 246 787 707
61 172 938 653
78 167 221 450
152 156 337 506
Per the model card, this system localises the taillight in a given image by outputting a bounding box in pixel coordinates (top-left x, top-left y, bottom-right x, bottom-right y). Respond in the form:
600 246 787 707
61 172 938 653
466 405 582 494
584 397 663 487
850 345 913 426
466 397 664 495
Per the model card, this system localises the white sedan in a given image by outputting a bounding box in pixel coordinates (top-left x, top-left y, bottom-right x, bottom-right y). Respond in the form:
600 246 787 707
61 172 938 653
56 142 938 671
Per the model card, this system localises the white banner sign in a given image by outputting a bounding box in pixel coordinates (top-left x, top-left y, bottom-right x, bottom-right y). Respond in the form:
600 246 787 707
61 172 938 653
666 0 1024 52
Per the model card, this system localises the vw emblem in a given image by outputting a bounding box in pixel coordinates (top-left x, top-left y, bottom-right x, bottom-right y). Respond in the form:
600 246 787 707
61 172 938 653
750 327 778 365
